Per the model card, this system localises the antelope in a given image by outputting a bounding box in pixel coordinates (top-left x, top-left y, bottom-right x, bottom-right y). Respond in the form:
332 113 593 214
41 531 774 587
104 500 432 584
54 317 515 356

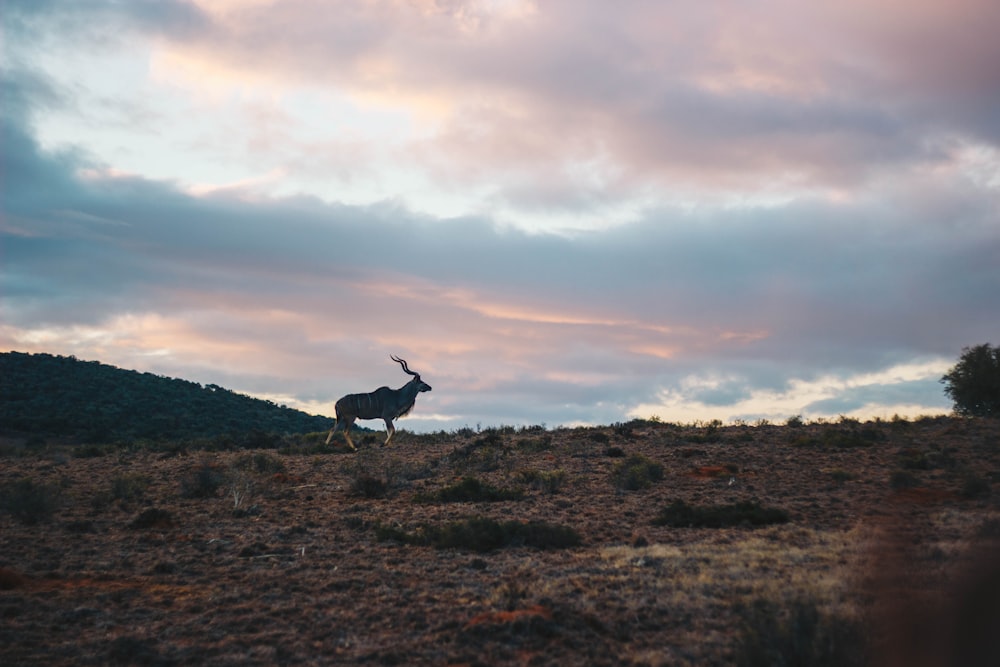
325 355 432 450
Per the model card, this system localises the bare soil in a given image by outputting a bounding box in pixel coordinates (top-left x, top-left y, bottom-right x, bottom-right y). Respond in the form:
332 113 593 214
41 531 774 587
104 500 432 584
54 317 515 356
1 417 998 666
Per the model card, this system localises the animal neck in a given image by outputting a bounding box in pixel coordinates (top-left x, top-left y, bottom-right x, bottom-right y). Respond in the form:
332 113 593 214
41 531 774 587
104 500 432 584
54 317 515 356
399 378 420 397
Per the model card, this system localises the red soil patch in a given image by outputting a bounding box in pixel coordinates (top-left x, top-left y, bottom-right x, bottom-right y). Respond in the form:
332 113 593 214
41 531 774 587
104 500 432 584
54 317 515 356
465 605 553 628
686 465 730 479
271 472 306 484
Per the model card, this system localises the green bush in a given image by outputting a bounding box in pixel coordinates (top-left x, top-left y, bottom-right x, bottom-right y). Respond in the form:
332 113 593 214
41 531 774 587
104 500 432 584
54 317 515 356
349 475 389 499
110 474 150 502
180 463 225 498
611 454 664 491
518 469 567 494
1 477 62 525
960 474 991 499
653 499 789 528
233 452 286 474
414 476 524 503
375 516 581 552
889 470 920 490
941 343 1000 417
128 508 176 530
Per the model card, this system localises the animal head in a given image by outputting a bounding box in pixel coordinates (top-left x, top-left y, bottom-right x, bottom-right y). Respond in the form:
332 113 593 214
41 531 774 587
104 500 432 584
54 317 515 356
391 355 432 392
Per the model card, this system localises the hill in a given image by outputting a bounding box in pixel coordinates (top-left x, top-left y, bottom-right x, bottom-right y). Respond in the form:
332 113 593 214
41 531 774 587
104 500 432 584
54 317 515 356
0 351 333 442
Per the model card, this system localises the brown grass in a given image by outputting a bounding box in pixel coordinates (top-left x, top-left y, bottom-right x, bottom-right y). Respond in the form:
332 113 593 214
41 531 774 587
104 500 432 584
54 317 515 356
0 417 997 665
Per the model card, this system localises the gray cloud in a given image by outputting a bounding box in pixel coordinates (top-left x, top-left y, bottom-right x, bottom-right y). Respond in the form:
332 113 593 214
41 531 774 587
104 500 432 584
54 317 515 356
3 5 997 427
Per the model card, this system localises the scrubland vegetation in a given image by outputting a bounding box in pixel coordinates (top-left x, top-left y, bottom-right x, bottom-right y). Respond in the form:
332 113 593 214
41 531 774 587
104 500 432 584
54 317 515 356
1 414 997 665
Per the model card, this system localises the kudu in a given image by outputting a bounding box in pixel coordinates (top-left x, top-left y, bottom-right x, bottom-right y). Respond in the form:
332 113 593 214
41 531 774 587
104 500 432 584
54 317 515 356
325 355 432 450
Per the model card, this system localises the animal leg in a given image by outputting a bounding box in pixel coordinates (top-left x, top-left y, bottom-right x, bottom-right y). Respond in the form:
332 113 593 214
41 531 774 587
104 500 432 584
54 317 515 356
325 419 340 445
383 418 395 447
342 418 357 450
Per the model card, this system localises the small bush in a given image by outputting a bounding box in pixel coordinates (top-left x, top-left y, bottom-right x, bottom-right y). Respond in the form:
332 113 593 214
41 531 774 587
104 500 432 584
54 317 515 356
825 469 857 484
110 474 149 503
234 452 286 474
414 476 524 503
128 508 175 530
180 463 225 498
375 517 581 552
73 444 110 458
960 474 992 499
448 437 512 473
611 454 664 491
653 499 789 528
889 470 920 490
350 475 389 499
1 477 62 525
518 469 567 494
516 435 553 452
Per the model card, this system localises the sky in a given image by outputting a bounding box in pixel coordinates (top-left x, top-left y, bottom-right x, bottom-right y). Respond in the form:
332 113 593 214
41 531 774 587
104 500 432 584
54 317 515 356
2 0 999 432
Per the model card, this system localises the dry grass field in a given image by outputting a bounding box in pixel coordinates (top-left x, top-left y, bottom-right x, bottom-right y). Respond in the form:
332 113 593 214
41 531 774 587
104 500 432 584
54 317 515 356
1 416 998 665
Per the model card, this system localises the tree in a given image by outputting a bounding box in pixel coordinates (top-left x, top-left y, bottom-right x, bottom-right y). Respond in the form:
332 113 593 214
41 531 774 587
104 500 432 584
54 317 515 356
941 344 1000 417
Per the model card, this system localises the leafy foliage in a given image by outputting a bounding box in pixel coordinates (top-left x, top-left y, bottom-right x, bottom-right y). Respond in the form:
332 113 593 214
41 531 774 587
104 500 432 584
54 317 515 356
611 454 664 491
0 351 332 441
375 516 581 552
653 499 789 528
1 477 62 525
414 476 525 503
941 343 1000 417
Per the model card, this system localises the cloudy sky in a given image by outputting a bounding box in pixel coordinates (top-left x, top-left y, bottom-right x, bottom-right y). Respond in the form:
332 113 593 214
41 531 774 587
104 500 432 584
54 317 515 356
3 0 998 431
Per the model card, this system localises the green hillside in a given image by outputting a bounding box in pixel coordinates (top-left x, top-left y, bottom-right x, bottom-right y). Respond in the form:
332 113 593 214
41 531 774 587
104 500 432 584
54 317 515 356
0 352 333 442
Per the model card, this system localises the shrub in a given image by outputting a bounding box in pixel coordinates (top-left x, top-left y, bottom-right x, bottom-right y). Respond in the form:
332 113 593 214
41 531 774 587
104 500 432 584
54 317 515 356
180 462 225 498
73 444 110 458
516 434 553 452
414 476 524 503
960 474 991 499
611 454 664 491
518 469 567 494
110 474 149 502
796 425 885 449
653 499 789 528
825 469 857 484
941 343 1000 417
128 507 175 530
376 516 581 552
234 452 286 474
1 477 62 525
889 470 920 490
349 475 389 499
448 438 512 473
